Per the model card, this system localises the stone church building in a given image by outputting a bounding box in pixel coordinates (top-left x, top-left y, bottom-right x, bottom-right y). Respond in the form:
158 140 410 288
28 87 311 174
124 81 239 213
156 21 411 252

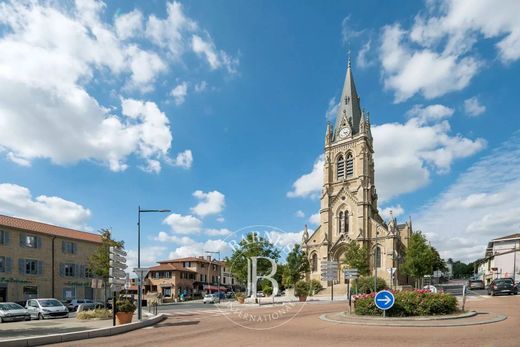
302 60 411 287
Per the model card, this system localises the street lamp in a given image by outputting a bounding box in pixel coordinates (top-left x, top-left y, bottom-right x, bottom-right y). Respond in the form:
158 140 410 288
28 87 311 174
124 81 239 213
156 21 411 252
205 250 221 303
137 206 171 320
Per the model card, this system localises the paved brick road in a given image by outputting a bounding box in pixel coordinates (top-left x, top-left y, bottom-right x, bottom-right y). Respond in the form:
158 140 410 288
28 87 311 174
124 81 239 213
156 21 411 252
53 294 519 347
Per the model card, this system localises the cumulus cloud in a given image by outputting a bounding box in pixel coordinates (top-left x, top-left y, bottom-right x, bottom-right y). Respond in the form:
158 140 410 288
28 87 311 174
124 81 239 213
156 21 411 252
266 230 303 251
309 213 320 225
168 239 231 259
295 210 305 218
288 105 485 202
464 97 486 117
126 245 167 273
191 190 226 217
0 1 237 171
287 155 324 199
379 0 520 101
191 34 238 74
0 183 91 230
170 81 188 105
415 131 520 262
194 81 208 93
163 213 202 234
173 150 193 169
379 205 404 220
205 228 232 236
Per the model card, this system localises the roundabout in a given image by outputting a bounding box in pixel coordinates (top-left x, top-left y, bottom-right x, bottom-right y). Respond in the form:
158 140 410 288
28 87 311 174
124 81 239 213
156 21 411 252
319 310 507 327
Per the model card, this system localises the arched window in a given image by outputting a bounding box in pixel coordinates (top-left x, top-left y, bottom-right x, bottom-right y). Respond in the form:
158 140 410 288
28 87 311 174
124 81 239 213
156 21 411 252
375 247 382 268
346 153 354 177
337 155 345 180
338 211 344 234
344 211 349 234
311 253 318 272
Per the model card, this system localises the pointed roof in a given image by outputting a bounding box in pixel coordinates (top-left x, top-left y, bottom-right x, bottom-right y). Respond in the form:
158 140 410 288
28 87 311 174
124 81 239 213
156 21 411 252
333 60 363 140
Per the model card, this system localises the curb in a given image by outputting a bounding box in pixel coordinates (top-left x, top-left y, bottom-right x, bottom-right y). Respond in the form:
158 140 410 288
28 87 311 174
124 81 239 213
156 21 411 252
0 314 167 347
338 310 478 321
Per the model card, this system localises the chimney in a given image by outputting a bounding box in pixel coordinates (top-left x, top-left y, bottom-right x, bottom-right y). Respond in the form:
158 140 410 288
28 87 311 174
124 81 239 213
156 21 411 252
206 256 212 261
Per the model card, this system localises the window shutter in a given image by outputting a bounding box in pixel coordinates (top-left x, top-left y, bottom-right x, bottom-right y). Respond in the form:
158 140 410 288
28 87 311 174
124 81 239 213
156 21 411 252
75 264 80 278
72 243 77 254
20 234 25 247
19 258 25 274
62 241 66 253
3 231 9 245
80 265 85 278
5 257 12 273
36 236 42 249
38 261 43 275
59 263 65 277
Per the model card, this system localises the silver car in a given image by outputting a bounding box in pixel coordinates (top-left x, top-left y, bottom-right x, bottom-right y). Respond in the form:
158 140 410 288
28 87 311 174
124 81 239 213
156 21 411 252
0 302 31 323
26 298 69 320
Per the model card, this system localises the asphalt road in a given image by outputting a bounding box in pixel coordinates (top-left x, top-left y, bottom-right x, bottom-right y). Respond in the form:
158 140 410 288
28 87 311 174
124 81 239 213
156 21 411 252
52 294 520 347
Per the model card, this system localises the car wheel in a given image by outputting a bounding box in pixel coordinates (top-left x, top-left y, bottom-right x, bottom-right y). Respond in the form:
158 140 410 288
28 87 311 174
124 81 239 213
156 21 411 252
0 317 4 323
38 313 44 320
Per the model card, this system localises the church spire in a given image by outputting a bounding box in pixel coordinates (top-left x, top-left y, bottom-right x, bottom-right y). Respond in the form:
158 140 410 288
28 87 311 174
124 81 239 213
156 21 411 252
333 59 363 140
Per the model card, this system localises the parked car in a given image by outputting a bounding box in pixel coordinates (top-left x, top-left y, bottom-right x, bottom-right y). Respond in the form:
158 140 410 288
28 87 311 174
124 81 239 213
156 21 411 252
256 291 265 297
468 279 485 290
203 294 216 304
26 298 69 320
0 302 31 323
67 299 94 312
225 292 235 299
487 278 518 296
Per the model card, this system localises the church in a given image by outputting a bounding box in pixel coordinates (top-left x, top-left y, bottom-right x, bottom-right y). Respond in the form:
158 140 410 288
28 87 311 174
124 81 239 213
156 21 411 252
301 59 411 288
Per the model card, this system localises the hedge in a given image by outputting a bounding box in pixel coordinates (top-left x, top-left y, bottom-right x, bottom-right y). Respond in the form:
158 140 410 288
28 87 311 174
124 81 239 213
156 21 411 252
354 289 458 317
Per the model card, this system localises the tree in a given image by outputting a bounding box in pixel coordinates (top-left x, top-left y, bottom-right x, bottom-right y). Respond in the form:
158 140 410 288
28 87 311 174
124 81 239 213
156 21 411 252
452 261 473 278
88 228 124 301
342 240 369 276
228 232 281 286
282 244 310 288
430 247 448 273
401 231 434 288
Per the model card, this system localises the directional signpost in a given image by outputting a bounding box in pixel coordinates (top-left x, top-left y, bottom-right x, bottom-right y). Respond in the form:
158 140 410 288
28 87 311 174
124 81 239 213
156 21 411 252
321 261 339 301
109 246 127 326
343 268 359 313
374 290 395 317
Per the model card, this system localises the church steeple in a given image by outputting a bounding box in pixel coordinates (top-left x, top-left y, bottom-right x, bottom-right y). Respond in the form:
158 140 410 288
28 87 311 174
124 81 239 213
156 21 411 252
333 59 363 141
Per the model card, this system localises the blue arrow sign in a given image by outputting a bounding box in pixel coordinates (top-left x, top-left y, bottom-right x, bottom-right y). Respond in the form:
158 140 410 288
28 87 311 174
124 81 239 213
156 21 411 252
374 290 395 310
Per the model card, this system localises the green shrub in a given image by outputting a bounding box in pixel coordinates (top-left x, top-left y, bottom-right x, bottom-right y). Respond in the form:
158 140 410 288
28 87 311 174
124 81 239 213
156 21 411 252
263 284 273 296
76 308 112 320
235 292 245 300
116 299 136 313
294 280 311 297
356 276 387 293
354 290 458 317
309 279 323 295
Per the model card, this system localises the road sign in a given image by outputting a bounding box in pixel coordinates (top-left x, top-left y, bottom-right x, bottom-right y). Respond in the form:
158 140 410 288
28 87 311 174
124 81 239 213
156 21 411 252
133 267 149 277
109 246 127 289
109 278 126 285
374 290 395 311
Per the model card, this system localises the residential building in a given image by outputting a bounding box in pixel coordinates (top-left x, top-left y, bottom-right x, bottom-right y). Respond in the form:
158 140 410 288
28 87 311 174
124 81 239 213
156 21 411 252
302 60 410 287
0 215 103 303
143 256 237 300
478 233 520 284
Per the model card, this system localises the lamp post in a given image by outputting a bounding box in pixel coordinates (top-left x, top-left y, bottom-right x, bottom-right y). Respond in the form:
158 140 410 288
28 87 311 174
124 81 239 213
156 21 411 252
374 230 380 293
137 206 171 320
206 251 221 303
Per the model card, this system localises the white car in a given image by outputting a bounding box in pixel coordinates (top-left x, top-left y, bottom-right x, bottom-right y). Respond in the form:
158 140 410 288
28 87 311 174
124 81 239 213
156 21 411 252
0 302 31 323
203 294 216 304
26 298 69 320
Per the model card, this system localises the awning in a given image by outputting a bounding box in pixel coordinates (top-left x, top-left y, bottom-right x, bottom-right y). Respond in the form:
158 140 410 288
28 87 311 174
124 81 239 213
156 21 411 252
203 285 226 291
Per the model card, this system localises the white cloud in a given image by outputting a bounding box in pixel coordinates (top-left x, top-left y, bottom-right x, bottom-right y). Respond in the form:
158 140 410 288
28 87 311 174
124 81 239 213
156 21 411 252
0 183 91 230
168 239 231 259
173 150 193 169
341 16 364 43
170 81 188 105
379 205 404 220
126 47 167 91
163 213 202 234
114 9 143 40
379 0 520 102
415 131 520 262
325 98 340 120
191 190 226 217
154 231 195 244
194 81 208 92
309 213 320 225
191 34 238 73
380 24 479 102
216 216 225 223
206 228 232 236
126 245 167 273
464 97 486 117
288 105 485 202
266 230 303 251
357 40 373 68
287 155 324 199
295 210 305 218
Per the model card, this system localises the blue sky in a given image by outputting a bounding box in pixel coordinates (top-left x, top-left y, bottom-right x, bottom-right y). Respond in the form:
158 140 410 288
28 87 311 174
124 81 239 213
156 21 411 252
1 0 520 267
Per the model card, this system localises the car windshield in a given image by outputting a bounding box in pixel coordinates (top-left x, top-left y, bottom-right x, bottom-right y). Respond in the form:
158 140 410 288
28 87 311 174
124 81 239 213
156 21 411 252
0 303 24 311
39 299 63 307
496 279 513 284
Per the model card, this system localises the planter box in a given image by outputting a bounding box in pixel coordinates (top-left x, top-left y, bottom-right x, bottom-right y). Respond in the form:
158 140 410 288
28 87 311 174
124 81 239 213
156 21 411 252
116 312 134 325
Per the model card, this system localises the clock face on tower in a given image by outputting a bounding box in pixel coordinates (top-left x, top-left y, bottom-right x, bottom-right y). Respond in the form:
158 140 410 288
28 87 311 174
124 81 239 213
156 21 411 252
339 127 351 139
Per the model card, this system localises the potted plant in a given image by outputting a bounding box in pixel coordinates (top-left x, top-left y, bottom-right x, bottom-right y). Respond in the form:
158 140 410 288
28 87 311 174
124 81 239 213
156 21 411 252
235 292 245 304
295 280 310 302
115 299 136 325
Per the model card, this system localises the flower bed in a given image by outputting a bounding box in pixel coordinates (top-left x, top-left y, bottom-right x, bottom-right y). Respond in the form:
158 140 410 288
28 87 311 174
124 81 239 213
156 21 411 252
353 289 458 317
